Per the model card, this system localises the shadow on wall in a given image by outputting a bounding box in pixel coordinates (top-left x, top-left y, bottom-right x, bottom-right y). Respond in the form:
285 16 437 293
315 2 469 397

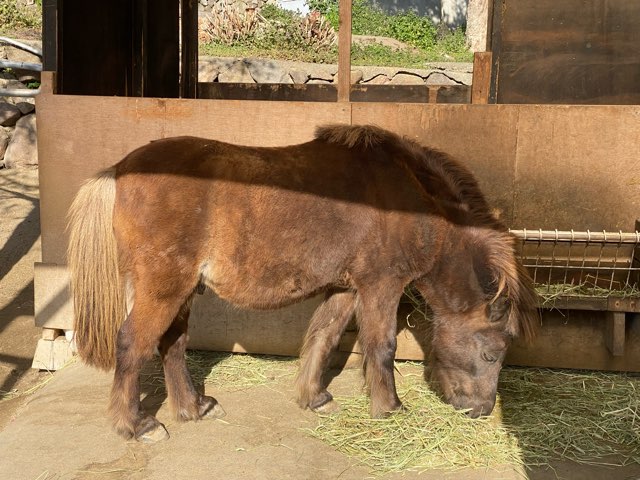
370 0 468 28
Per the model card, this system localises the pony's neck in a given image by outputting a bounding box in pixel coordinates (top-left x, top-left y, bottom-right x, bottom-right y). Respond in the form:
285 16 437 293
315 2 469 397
418 224 490 314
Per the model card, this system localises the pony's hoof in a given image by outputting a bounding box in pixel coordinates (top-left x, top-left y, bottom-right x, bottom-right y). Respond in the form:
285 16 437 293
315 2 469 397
203 402 226 419
309 391 340 414
136 423 169 444
371 402 404 419
199 395 226 419
312 399 341 414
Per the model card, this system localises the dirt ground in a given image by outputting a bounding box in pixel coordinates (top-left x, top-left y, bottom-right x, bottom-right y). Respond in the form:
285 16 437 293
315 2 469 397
0 167 48 429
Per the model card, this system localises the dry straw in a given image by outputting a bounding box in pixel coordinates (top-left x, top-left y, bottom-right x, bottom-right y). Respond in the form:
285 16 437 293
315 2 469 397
309 365 640 473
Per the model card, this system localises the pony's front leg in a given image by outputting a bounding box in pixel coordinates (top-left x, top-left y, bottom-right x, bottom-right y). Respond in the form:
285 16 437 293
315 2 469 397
159 297 225 422
295 289 357 412
357 287 403 418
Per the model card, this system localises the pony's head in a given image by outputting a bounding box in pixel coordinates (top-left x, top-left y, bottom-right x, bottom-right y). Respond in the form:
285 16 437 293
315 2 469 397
415 228 538 418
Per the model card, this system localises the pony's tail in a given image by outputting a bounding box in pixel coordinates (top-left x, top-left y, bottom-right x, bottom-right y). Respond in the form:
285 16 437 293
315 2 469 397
67 168 125 370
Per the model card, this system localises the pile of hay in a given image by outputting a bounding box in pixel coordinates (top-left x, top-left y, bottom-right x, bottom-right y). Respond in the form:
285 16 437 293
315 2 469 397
535 283 640 306
309 364 640 473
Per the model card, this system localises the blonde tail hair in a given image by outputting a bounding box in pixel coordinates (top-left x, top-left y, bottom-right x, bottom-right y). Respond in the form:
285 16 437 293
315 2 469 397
67 168 125 370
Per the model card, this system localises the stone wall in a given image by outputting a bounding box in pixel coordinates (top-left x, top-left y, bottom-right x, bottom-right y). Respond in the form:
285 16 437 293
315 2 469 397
199 56 473 85
0 41 39 169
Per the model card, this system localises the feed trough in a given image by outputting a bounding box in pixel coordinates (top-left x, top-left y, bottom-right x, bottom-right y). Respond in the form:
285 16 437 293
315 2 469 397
510 228 640 356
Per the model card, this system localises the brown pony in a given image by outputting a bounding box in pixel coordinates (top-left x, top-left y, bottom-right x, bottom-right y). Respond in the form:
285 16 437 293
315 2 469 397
67 124 538 442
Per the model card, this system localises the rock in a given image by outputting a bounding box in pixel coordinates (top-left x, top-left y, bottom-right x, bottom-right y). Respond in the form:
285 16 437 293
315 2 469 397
218 60 254 83
0 102 21 127
246 59 293 84
389 73 425 85
198 59 220 82
425 72 459 86
362 74 391 85
3 114 37 168
0 128 10 162
333 69 364 85
16 101 35 115
31 337 74 371
305 64 336 82
307 79 332 84
2 41 41 65
289 69 308 84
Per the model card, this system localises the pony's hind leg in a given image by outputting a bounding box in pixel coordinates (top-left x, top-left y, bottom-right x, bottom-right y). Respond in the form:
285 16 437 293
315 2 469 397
109 292 190 443
357 286 403 418
295 289 357 412
159 296 226 422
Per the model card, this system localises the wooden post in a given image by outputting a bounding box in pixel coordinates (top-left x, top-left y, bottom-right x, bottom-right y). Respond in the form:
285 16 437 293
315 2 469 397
180 0 198 98
471 51 492 104
605 311 625 357
337 0 352 103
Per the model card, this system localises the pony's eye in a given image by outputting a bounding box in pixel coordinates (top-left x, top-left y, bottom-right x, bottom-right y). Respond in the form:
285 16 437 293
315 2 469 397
481 352 498 363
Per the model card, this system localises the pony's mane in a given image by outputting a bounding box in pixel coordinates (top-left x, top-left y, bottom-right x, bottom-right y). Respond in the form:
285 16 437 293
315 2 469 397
316 124 539 341
316 124 500 228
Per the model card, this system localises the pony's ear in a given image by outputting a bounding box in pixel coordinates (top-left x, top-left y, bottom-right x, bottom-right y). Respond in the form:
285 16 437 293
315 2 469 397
488 294 511 322
472 247 499 298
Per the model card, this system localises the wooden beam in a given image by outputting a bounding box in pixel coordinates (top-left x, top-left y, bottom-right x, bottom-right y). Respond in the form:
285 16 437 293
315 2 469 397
41 0 57 72
605 311 626 357
337 0 352 103
471 51 492 104
180 0 198 98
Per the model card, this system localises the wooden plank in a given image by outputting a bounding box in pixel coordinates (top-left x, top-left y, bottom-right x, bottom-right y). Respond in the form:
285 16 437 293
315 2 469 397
512 105 640 231
351 84 470 104
198 83 338 102
435 85 471 104
605 311 626 356
197 83 470 104
507 310 640 372
471 51 492 104
538 296 608 312
42 328 63 341
34 263 73 329
41 0 57 72
180 0 198 98
487 0 503 103
145 0 180 98
131 0 146 97
188 291 322 355
57 1 132 96
337 0 352 102
492 0 640 104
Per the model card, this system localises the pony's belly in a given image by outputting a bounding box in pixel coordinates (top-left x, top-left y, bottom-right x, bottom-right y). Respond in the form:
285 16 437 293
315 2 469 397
200 258 323 310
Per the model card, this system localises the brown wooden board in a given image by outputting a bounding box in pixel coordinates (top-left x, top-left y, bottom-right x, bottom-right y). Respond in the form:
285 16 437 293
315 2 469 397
490 0 640 104
57 1 133 96
337 0 352 102
197 83 470 104
512 105 640 231
198 83 338 102
471 52 491 104
180 0 199 98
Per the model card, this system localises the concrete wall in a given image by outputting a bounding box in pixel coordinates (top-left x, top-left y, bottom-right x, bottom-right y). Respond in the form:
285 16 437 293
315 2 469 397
370 0 468 27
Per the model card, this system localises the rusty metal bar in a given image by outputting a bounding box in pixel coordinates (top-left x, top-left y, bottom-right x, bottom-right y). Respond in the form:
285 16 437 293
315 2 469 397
510 229 640 244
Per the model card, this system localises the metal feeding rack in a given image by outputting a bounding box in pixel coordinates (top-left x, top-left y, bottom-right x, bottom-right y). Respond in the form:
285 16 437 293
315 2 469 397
509 229 640 356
